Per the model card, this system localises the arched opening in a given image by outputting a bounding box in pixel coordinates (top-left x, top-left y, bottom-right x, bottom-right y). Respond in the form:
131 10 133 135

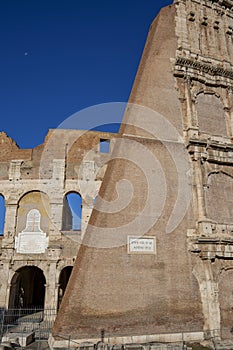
57 266 73 310
219 269 233 339
62 192 82 231
205 172 233 223
16 191 50 235
196 93 228 137
0 194 6 235
9 266 46 310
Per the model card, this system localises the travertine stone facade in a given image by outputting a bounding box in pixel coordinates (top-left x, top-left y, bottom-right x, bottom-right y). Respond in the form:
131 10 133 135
52 0 233 348
174 0 233 340
0 129 116 312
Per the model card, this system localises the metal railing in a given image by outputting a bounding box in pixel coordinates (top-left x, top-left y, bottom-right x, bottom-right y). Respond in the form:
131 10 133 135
0 311 224 350
0 308 56 342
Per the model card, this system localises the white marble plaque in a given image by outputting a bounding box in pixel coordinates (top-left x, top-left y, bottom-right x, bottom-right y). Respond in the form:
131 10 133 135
15 232 48 254
128 236 156 254
15 209 49 254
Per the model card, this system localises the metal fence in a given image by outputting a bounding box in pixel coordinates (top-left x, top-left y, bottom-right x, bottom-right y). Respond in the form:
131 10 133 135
0 310 222 350
0 308 56 342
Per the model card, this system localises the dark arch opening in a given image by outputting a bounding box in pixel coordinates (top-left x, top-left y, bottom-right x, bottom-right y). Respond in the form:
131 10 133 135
57 266 73 310
9 266 46 310
0 194 6 235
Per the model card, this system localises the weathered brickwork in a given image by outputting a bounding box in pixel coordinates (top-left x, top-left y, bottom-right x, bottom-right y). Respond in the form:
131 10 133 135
51 0 233 348
1 0 233 348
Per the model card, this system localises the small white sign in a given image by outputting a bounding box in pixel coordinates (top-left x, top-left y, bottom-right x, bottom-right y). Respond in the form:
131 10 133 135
128 236 156 254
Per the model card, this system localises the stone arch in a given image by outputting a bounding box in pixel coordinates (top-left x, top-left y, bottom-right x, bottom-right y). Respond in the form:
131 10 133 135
192 89 221 103
16 191 50 234
218 268 233 340
9 266 46 309
62 192 82 231
195 92 228 137
205 171 233 223
0 194 6 235
57 266 73 310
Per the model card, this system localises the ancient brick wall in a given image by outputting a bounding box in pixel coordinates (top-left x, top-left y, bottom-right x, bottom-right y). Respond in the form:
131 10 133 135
52 0 233 346
0 129 116 313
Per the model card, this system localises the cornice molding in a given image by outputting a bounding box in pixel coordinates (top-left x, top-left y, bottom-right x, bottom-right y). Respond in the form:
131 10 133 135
175 57 233 80
174 0 233 10
212 0 233 9
187 138 233 164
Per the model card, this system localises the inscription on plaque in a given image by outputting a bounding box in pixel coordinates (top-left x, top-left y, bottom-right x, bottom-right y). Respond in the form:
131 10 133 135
15 209 49 254
128 236 156 254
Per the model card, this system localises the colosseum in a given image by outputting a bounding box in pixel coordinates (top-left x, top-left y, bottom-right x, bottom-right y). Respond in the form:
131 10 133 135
2 0 233 349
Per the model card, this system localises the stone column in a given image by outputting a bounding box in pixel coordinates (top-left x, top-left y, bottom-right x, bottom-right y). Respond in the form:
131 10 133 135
44 261 58 318
175 0 190 51
4 202 17 239
49 159 66 240
81 201 93 239
6 266 17 309
49 202 63 240
193 160 207 221
0 261 11 308
185 77 199 138
193 259 221 340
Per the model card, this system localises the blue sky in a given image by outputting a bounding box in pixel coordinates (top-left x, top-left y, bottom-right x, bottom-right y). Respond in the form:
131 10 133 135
0 0 173 149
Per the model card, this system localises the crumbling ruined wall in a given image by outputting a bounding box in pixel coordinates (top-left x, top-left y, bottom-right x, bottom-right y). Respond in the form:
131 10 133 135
0 129 116 312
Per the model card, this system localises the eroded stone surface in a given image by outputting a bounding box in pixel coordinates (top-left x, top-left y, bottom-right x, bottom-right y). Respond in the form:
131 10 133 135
1 0 233 348
0 129 116 312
